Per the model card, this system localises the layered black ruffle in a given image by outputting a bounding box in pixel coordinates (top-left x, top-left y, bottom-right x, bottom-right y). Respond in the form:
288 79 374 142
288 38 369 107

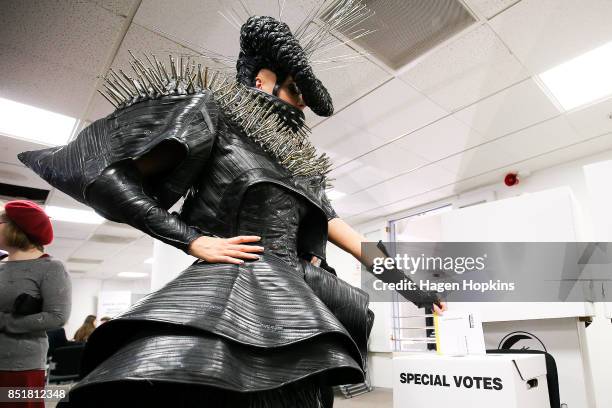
59 254 372 407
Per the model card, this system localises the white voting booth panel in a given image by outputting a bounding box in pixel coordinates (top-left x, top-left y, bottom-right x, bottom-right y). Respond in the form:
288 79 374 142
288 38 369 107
396 186 592 321
391 186 599 407
393 353 550 408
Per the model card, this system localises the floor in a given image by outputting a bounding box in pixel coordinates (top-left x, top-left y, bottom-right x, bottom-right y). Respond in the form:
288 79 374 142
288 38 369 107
45 385 392 407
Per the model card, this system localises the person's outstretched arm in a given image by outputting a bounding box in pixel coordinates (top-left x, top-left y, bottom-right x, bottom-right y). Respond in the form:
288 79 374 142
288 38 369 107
327 217 447 314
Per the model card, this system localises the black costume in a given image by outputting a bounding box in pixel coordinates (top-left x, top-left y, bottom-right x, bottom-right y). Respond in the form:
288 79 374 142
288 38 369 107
19 15 438 408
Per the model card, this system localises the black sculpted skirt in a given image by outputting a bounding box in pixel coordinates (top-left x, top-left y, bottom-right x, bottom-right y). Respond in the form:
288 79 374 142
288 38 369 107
59 254 373 408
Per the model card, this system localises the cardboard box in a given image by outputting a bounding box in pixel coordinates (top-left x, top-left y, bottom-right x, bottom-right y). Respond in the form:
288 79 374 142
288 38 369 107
393 353 550 408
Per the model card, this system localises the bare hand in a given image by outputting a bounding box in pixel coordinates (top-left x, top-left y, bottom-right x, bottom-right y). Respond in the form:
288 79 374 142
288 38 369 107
188 235 264 264
433 301 448 315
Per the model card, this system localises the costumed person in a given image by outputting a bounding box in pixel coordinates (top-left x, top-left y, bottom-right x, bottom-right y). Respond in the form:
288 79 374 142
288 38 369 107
0 200 72 408
19 8 445 408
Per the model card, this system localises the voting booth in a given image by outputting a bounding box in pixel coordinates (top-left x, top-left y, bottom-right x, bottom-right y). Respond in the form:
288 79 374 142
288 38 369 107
393 353 550 408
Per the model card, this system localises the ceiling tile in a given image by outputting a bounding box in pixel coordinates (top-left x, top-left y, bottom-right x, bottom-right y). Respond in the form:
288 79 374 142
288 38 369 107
308 44 391 114
394 115 486 162
489 0 612 73
76 240 127 259
45 190 91 210
347 184 458 225
0 162 51 190
310 116 380 163
47 237 83 261
135 0 391 116
519 131 612 171
66 262 100 272
452 78 560 141
464 0 521 19
89 0 138 17
0 136 49 166
132 235 154 249
334 164 456 216
95 221 144 239
134 0 355 63
399 24 529 112
52 220 99 240
436 143 518 179
447 131 612 193
48 246 77 261
0 0 125 118
436 116 580 177
330 144 430 195
565 96 612 140
85 23 197 122
332 78 448 143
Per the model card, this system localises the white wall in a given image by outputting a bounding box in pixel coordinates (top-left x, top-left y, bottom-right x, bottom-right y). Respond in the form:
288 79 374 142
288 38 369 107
65 278 101 339
65 277 150 339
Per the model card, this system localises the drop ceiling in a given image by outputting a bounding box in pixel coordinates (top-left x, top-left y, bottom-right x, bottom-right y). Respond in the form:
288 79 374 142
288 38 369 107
1 0 612 271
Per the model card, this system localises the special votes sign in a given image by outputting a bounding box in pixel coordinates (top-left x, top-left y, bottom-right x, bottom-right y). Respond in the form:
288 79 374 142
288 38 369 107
393 354 550 408
398 373 503 390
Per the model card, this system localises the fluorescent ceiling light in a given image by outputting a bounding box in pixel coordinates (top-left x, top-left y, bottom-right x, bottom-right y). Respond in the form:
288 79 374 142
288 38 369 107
327 189 346 201
117 272 148 279
45 205 105 224
538 40 612 111
0 97 76 145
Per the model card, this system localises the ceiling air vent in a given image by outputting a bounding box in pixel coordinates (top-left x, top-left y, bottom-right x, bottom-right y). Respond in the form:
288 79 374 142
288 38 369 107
0 182 49 204
67 257 103 264
89 234 137 244
326 0 476 70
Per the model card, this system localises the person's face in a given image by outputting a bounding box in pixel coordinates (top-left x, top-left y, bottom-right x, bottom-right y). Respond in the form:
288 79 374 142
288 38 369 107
255 68 306 110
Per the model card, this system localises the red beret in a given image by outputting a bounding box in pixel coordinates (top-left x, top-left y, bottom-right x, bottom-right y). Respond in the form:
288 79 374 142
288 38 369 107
4 200 53 245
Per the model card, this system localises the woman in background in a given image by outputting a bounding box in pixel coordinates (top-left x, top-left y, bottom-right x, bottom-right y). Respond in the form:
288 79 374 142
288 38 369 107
0 200 72 408
73 315 97 342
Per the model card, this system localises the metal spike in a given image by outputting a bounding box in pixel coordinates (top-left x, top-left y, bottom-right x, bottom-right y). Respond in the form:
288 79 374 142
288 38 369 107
186 72 197 93
208 71 219 89
197 64 204 89
109 69 134 97
118 70 138 94
97 90 118 108
157 58 170 84
131 78 146 97
102 83 124 104
136 73 153 96
170 55 177 80
143 69 163 94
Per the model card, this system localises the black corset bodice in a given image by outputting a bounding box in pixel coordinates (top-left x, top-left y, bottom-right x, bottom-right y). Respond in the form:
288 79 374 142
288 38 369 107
236 183 310 267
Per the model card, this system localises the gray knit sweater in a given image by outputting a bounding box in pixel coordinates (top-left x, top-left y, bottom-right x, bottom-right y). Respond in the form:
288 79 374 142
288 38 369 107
0 257 72 371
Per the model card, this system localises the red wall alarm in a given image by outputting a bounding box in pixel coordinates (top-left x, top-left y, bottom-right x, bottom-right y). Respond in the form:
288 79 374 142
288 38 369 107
504 172 519 186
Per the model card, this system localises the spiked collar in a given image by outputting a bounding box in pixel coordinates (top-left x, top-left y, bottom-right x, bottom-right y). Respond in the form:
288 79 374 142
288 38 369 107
99 53 333 188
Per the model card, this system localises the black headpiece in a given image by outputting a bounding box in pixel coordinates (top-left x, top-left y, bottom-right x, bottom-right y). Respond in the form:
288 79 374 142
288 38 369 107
236 15 334 117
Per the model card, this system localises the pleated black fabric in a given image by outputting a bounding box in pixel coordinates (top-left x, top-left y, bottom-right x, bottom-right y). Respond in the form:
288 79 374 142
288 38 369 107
54 255 370 407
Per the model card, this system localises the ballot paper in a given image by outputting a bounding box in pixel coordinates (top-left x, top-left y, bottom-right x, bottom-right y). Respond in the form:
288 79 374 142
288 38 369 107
434 310 486 356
